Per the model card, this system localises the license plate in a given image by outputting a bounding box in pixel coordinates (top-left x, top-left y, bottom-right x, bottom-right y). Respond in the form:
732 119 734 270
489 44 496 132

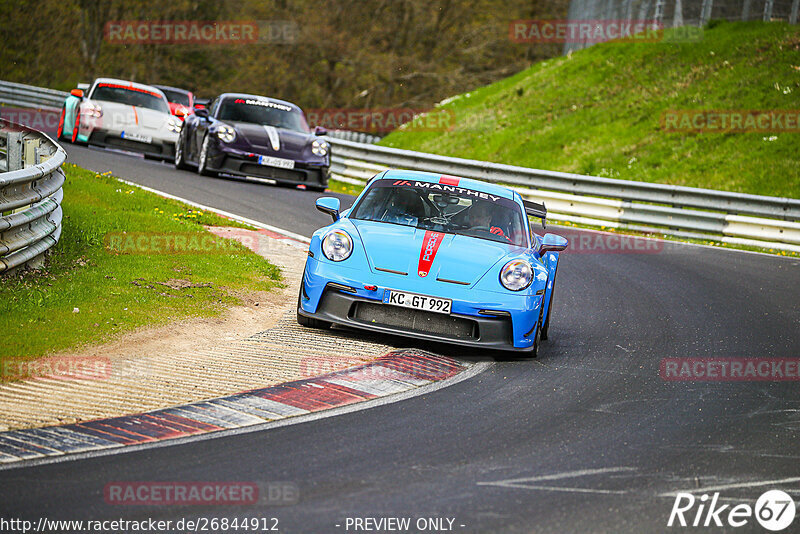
257 155 295 169
383 289 451 314
121 131 152 143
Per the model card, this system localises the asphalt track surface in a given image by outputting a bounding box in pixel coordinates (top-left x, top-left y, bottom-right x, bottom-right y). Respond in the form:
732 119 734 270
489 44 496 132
2 145 799 533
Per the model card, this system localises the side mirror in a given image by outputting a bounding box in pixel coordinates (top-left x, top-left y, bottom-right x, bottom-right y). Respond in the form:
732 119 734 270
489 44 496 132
194 107 209 118
70 89 84 98
539 233 568 255
314 126 328 136
316 197 340 222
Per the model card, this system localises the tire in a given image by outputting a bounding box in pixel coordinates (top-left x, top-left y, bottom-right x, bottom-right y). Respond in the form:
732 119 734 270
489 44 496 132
197 134 217 177
530 302 544 358
540 268 558 341
57 105 68 141
70 110 81 144
296 291 331 329
174 131 190 170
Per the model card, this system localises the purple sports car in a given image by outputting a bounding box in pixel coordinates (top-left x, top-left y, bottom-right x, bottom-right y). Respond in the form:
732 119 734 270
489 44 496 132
175 93 330 191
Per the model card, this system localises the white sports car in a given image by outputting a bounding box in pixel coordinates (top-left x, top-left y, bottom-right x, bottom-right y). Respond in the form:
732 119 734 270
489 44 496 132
58 78 181 161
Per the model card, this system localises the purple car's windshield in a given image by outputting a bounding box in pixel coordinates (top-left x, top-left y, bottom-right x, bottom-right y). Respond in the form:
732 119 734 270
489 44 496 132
217 98 309 132
351 178 528 246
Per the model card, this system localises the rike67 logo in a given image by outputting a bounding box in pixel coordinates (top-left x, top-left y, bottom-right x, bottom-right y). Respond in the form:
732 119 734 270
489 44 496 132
668 490 795 531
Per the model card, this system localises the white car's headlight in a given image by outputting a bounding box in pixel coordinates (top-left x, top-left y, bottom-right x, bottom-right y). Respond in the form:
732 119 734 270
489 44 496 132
322 230 353 261
500 259 534 291
167 118 182 133
217 124 235 143
86 103 102 118
311 139 329 156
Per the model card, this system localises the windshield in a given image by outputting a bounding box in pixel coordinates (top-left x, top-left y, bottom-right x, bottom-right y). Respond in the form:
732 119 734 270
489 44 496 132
158 88 190 106
351 178 527 246
90 84 170 113
217 98 308 132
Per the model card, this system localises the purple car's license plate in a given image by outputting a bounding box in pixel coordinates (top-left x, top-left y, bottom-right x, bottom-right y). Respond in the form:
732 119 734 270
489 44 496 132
257 155 295 169
383 289 451 314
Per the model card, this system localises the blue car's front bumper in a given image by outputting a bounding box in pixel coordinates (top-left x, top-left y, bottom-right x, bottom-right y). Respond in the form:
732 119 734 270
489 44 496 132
298 256 544 352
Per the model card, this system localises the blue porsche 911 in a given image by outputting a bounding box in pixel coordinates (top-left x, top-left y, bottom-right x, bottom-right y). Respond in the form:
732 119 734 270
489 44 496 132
297 170 568 355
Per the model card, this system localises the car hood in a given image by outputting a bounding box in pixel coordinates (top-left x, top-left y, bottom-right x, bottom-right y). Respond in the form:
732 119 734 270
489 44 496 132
351 220 519 285
226 121 312 158
89 100 172 131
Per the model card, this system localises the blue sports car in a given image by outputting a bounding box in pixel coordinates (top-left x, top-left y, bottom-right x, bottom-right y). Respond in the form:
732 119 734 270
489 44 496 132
297 170 569 355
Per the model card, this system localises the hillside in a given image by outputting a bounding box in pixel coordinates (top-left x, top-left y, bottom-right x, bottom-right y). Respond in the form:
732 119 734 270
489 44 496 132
380 21 800 198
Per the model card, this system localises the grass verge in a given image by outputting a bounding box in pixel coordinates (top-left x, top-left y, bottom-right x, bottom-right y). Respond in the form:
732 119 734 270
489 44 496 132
380 21 800 199
1 163 282 365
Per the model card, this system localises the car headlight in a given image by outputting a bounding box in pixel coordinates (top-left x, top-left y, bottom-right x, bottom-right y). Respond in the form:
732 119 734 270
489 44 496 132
321 230 353 262
311 139 328 156
217 125 235 143
500 259 534 291
86 103 102 118
167 118 182 133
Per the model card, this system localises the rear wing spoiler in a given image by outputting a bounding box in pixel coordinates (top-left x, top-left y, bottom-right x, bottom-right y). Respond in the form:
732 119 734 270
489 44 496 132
523 200 547 229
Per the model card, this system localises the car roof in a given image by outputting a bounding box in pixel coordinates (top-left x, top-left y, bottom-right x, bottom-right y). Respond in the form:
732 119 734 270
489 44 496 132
378 169 516 201
91 78 167 98
152 84 192 96
216 93 301 112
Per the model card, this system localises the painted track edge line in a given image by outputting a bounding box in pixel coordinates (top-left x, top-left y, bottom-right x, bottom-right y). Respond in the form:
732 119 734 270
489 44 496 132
0 361 492 472
116 178 311 244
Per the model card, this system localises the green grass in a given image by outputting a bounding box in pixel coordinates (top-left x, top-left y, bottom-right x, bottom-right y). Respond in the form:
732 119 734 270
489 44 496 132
1 164 282 363
380 21 800 199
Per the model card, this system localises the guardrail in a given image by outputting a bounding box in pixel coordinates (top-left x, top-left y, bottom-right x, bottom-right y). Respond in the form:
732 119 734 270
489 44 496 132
0 80 66 113
2 79 797 252
0 119 66 273
327 130 381 145
328 138 800 252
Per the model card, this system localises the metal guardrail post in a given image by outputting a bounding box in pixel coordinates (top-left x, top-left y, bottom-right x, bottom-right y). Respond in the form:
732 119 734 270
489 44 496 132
6 131 23 171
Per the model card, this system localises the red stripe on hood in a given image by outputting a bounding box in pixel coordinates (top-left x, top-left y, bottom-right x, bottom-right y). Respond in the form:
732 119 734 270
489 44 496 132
418 231 445 277
439 175 460 186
